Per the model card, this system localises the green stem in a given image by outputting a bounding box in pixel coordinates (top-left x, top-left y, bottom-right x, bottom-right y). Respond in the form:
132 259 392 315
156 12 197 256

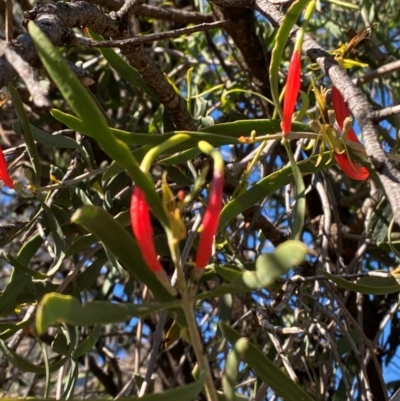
141 133 190 172
180 292 219 401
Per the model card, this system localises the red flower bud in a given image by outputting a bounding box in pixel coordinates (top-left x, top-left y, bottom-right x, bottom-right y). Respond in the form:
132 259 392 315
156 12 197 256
281 50 301 135
331 86 369 181
0 148 13 189
130 187 163 273
194 172 224 269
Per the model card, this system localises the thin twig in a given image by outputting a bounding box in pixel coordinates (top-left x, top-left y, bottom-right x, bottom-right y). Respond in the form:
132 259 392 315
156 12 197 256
138 311 168 397
71 20 232 48
354 59 400 86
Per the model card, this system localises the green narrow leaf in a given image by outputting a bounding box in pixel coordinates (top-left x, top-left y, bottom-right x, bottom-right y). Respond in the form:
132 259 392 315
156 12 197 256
73 325 102 358
13 120 92 168
36 293 180 334
317 269 400 295
222 337 249 401
0 338 71 374
8 83 42 184
75 257 106 291
28 22 168 227
52 110 315 146
35 334 51 398
0 274 33 316
269 0 311 117
2 253 49 280
88 30 159 101
62 358 79 399
284 141 305 241
122 376 204 401
220 321 313 401
18 231 43 265
40 200 66 276
218 151 335 230
159 147 201 166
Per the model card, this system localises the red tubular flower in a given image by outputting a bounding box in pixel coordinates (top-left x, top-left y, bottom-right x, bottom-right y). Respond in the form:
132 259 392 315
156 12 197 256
334 153 369 181
331 86 369 181
130 187 163 273
281 50 301 135
194 172 224 269
0 148 13 189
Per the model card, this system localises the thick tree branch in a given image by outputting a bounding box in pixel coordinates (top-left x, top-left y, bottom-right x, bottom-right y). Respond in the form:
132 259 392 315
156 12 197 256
212 5 272 114
87 0 214 24
0 41 50 107
7 1 196 130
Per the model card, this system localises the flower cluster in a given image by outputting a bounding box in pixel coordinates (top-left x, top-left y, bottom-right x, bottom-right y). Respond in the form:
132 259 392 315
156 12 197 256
130 156 224 284
281 48 369 181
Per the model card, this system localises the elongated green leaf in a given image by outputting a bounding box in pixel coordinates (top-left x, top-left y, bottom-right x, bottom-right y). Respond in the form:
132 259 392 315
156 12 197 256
269 0 310 117
13 121 92 168
75 257 106 291
317 269 400 295
65 234 96 258
284 142 305 241
71 206 187 327
28 22 168 226
219 151 335 230
36 293 178 333
0 338 71 373
159 147 201 165
73 325 102 358
52 110 313 145
88 30 159 101
222 338 249 401
220 321 314 401
40 200 66 275
2 253 49 280
0 274 33 316
8 84 42 184
50 109 241 148
199 119 312 136
18 232 43 265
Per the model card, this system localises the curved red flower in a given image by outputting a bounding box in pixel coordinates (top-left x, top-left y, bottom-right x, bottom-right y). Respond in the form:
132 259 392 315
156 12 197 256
0 148 13 189
334 152 369 181
331 86 369 180
194 172 224 269
130 187 163 273
281 50 301 136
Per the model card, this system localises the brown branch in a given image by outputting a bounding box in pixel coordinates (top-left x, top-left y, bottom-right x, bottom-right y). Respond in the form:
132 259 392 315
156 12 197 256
212 5 272 114
371 104 400 122
71 19 232 48
136 4 213 24
355 59 400 86
0 41 50 107
114 0 148 24
87 0 214 24
15 1 196 130
5 0 13 41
